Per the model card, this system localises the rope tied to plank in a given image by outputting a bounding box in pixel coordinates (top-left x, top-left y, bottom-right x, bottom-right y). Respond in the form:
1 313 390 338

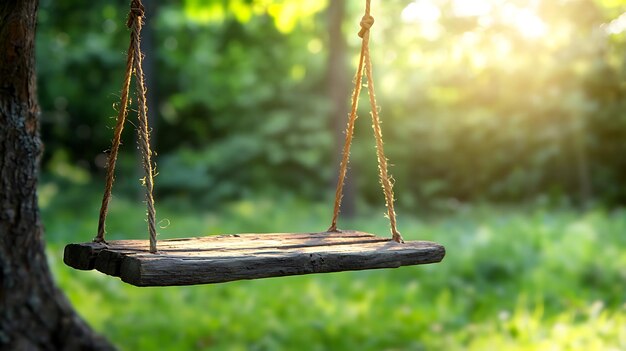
95 0 158 253
328 0 404 243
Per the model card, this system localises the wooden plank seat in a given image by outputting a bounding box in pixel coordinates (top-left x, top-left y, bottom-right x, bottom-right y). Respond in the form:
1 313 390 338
64 231 446 287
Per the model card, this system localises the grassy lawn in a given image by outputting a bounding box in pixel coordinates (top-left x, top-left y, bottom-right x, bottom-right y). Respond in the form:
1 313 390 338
42 182 626 350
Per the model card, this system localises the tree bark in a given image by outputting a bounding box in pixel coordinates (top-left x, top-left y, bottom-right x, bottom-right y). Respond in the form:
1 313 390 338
0 1 114 350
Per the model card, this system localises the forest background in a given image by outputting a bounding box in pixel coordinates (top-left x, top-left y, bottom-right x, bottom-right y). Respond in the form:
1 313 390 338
37 0 626 350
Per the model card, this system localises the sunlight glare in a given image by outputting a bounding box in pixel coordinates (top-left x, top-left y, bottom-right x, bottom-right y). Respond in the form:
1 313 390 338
401 0 441 23
453 0 492 17
454 0 548 40
403 0 549 40
401 0 442 40
604 11 626 35
506 6 548 39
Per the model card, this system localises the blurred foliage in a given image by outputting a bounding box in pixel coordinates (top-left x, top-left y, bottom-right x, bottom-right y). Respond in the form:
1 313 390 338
36 0 626 209
42 184 626 350
35 2 626 348
372 0 626 208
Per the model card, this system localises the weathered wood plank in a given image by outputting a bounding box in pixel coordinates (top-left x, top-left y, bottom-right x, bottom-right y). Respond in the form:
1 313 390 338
63 242 109 270
64 231 445 287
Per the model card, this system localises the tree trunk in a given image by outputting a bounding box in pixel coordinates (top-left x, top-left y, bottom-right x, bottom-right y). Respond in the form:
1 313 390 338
0 2 114 350
327 0 356 217
573 114 592 207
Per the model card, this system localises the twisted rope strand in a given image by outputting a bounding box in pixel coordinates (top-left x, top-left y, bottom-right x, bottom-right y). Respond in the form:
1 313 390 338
328 45 366 232
362 36 403 243
95 0 158 253
128 0 158 253
95 39 135 243
328 0 403 242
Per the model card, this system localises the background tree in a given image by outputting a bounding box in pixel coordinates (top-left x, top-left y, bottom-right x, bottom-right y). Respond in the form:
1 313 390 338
327 0 355 217
0 1 113 349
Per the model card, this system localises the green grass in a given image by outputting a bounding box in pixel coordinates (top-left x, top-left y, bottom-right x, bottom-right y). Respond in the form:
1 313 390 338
42 182 626 350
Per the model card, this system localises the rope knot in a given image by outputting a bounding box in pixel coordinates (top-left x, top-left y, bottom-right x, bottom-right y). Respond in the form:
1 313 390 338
126 0 145 28
358 15 375 38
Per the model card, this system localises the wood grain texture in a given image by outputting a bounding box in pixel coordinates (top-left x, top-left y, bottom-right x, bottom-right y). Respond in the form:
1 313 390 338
64 231 445 287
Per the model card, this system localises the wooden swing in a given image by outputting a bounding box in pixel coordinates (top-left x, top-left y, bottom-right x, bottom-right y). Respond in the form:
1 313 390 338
64 0 445 287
